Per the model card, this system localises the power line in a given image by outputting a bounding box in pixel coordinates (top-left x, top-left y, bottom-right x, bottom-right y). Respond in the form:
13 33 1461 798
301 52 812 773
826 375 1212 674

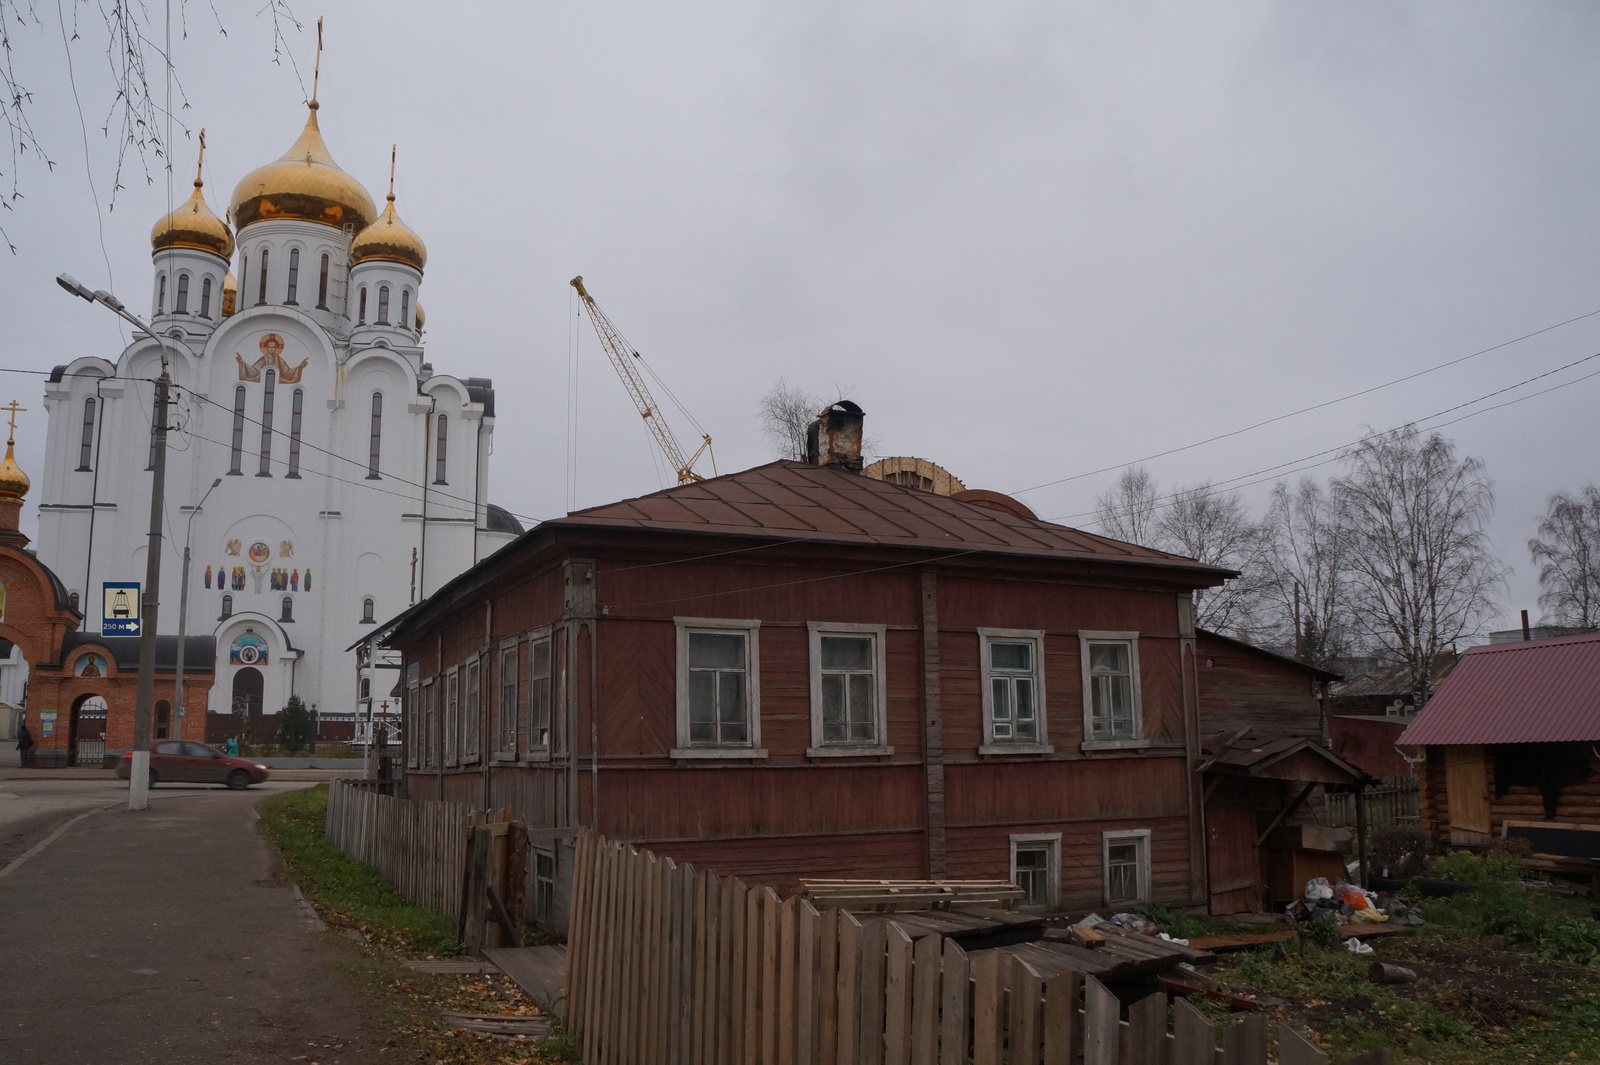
1010 303 1600 498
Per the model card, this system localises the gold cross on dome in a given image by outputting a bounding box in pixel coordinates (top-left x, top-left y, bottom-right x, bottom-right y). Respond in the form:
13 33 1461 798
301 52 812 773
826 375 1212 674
1 400 24 438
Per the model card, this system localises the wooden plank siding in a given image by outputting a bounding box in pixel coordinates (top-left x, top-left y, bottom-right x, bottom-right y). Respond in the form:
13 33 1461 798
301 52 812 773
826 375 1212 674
395 529 1221 924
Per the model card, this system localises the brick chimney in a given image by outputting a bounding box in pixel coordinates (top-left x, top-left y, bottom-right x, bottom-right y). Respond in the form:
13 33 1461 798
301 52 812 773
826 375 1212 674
806 401 865 473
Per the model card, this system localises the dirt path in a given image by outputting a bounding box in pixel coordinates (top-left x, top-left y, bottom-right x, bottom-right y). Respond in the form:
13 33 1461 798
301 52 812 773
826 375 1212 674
0 786 398 1063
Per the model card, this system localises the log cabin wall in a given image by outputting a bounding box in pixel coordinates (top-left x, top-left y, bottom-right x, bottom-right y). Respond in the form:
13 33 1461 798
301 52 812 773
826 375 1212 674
1418 743 1600 849
394 524 1219 923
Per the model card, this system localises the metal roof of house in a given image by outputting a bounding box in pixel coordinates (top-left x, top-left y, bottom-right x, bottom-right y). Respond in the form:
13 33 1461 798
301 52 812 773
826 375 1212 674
1396 632 1600 746
550 461 1232 575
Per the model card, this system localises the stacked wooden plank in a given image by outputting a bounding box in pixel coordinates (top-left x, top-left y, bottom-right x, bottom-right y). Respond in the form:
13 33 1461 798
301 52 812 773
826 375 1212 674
797 879 1024 912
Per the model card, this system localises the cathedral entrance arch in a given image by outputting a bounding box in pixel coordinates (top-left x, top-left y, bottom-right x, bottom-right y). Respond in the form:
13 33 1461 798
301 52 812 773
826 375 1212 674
231 667 264 746
69 694 108 767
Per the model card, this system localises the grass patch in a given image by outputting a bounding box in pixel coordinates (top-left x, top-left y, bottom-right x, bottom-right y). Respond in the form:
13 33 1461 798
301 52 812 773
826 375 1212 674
257 784 462 956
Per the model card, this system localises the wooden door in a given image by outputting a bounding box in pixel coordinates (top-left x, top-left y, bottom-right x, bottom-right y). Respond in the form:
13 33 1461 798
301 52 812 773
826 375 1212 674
1445 745 1492 845
1206 798 1261 914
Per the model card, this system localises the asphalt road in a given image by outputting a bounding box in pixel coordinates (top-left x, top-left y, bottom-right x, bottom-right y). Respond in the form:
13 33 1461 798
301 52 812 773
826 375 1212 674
0 779 396 1063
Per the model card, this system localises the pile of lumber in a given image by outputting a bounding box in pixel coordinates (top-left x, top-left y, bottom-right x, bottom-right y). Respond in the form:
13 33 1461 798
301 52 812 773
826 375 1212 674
796 878 1023 912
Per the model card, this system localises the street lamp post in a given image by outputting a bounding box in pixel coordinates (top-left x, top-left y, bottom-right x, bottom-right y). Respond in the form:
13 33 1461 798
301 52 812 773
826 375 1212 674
173 477 223 737
58 273 176 812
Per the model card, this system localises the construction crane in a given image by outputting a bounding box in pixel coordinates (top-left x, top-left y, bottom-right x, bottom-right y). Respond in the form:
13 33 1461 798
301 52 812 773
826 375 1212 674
570 275 716 484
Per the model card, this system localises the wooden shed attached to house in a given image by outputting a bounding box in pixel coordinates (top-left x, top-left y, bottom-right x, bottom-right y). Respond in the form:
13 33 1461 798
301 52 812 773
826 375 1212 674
1399 632 1600 885
380 405 1238 930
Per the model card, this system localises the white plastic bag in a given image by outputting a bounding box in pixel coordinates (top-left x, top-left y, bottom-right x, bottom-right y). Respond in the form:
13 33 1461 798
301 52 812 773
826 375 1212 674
1344 937 1374 955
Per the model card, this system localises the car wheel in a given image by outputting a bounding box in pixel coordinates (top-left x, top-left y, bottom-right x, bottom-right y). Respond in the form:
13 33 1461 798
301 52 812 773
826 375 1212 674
227 769 250 791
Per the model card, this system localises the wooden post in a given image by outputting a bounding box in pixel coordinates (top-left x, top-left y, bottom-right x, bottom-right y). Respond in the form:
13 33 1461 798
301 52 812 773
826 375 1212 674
1356 783 1370 888
920 569 947 878
937 939 969 1065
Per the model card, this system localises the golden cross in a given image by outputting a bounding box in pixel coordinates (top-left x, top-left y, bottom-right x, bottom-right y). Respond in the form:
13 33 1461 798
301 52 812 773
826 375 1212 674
311 17 324 107
388 144 397 200
194 128 206 187
1 400 25 440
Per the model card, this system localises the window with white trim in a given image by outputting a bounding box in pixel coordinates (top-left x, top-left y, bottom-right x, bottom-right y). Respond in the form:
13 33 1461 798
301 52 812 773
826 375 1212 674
1079 631 1143 747
979 629 1050 753
444 669 459 766
1103 829 1151 906
527 636 552 751
463 658 481 763
1010 833 1061 910
674 619 764 757
807 623 889 755
497 644 517 756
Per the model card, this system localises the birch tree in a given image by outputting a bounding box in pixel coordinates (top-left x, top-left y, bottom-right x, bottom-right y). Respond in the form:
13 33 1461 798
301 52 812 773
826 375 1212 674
1260 477 1355 669
757 378 822 461
1528 486 1600 629
1332 427 1503 708
1155 484 1270 634
1093 466 1159 548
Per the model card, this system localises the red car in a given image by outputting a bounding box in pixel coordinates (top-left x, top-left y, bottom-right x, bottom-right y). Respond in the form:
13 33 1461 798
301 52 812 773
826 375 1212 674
116 740 271 790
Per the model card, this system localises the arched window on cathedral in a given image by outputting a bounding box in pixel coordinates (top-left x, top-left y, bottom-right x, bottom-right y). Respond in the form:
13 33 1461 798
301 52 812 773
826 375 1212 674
281 596 294 622
175 273 190 314
257 248 269 305
229 385 247 474
77 397 97 470
69 591 81 611
434 414 448 484
362 598 375 624
221 594 233 619
367 393 383 478
361 677 372 699
287 389 304 478
156 273 167 315
286 248 300 305
400 289 411 331
200 276 213 318
358 286 367 323
377 285 391 325
258 369 276 476
317 253 330 309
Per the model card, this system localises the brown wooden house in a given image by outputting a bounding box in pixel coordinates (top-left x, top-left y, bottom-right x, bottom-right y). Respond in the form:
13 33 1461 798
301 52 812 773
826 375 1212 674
379 404 1238 929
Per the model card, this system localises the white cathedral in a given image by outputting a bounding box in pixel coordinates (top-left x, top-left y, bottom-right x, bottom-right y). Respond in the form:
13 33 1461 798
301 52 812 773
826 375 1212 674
34 90 522 738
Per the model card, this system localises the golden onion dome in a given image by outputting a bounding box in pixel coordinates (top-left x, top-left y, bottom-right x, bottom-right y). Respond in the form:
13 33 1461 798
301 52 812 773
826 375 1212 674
221 271 238 317
0 436 29 501
151 136 234 259
414 302 426 331
349 192 427 271
231 104 376 233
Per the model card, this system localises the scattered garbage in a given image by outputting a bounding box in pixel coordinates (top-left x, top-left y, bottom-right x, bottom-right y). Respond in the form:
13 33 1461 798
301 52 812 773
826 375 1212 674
1157 932 1191 945
1109 912 1159 935
1344 937 1375 955
1077 912 1107 929
1296 876 1424 928
1305 876 1335 901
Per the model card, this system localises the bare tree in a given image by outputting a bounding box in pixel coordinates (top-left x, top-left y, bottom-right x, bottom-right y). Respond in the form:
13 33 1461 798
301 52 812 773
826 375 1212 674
1260 477 1356 668
1156 483 1270 634
1528 485 1600 629
1093 466 1158 547
1333 427 1503 708
757 378 821 461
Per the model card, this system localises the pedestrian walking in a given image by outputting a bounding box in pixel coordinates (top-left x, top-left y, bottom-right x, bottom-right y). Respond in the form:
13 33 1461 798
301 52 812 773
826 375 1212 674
225 736 239 757
16 721 35 767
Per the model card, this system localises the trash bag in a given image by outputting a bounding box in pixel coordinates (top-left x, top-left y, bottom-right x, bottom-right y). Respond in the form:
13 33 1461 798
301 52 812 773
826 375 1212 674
1284 899 1312 923
1305 876 1334 901
1109 913 1158 935
1350 908 1390 924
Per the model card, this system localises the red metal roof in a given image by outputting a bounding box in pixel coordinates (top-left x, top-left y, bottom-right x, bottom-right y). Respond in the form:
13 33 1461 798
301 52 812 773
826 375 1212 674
1396 631 1600 746
552 461 1231 577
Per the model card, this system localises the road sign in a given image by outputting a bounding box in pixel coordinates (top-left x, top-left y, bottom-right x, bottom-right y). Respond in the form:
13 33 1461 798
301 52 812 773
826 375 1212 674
102 581 140 635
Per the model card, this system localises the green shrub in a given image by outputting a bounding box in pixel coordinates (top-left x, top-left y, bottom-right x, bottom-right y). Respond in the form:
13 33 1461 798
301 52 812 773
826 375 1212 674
1429 849 1490 881
277 694 312 755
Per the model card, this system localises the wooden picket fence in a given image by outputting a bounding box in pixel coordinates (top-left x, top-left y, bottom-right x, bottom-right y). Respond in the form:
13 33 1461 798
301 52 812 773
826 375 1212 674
324 778 476 920
566 831 1390 1065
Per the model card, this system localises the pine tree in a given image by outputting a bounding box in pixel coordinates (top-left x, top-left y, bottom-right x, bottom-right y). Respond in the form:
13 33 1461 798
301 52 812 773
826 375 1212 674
277 695 312 755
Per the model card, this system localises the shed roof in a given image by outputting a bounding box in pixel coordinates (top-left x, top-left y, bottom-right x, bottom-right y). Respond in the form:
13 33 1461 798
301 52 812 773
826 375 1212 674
1396 631 1600 746
1198 733 1368 785
550 461 1232 574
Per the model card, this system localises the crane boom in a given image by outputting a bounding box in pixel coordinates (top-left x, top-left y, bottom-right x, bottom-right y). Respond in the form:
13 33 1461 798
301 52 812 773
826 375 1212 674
570 275 714 484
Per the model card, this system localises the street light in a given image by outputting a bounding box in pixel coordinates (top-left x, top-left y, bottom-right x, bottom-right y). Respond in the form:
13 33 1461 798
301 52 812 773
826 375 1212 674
58 271 176 812
172 477 223 733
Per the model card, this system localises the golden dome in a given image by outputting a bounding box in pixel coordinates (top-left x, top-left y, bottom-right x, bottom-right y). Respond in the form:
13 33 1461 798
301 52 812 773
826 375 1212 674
414 302 426 331
221 272 238 317
152 133 234 259
231 105 376 233
0 436 29 501
350 192 427 271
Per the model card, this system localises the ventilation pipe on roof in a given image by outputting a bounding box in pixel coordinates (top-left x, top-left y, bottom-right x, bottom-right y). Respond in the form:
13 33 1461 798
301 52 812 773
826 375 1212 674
1522 609 1531 642
806 400 865 474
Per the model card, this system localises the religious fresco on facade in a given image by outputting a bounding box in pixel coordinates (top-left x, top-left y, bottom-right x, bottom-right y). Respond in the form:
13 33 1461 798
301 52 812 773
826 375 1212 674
248 540 272 564
74 652 106 678
230 632 268 665
235 334 309 384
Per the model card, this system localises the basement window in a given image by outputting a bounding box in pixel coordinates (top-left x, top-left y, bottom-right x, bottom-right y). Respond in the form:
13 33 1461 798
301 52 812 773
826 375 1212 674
1010 833 1060 910
1103 829 1151 906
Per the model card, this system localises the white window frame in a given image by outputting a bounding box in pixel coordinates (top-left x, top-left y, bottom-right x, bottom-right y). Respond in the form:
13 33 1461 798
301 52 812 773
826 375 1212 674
978 628 1053 755
495 641 518 760
1102 828 1152 907
1010 832 1062 910
1079 631 1146 751
444 668 459 767
405 683 420 769
525 628 554 759
463 657 481 764
806 622 891 757
673 617 766 759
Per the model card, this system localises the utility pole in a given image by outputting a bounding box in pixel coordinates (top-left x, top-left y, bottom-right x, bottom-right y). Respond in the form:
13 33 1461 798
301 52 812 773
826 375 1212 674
174 478 223 741
57 274 175 812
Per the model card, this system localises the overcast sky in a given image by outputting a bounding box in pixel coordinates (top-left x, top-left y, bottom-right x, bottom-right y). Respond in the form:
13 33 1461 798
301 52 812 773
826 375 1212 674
3 1 1598 636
